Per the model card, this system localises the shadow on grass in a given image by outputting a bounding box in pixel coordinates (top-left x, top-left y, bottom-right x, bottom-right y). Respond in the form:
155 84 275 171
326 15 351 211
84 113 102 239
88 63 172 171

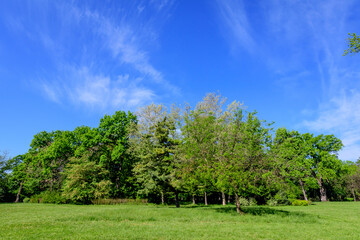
182 204 213 209
186 205 308 217
220 206 295 216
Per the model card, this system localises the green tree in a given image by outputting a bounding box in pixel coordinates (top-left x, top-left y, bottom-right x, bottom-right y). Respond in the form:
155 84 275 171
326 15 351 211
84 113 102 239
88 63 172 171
97 111 137 198
0 151 13 202
343 160 360 201
130 104 181 206
272 128 313 201
218 110 273 213
303 133 343 201
62 155 111 204
180 93 229 205
181 108 217 205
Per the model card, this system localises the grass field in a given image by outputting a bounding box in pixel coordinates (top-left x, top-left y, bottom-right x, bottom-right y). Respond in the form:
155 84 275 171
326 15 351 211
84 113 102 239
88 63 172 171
1 202 360 239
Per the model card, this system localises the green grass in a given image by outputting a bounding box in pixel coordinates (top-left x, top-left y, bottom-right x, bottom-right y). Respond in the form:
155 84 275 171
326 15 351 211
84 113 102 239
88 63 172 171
1 202 360 239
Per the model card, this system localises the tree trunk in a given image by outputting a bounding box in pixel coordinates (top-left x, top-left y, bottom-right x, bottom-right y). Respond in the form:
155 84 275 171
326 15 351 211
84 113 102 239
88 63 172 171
299 179 308 201
352 189 357 202
161 191 165 205
115 177 120 190
234 192 244 214
50 178 54 192
175 191 180 208
317 177 327 202
228 194 231 203
192 195 196 205
204 191 208 206
15 182 23 203
221 191 226 205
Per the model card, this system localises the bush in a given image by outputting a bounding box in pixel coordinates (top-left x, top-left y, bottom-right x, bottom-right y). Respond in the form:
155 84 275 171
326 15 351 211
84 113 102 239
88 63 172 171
267 198 278 206
238 197 249 206
345 197 354 201
92 198 148 205
29 191 66 204
249 198 257 206
274 192 292 205
41 191 66 204
292 199 311 206
29 194 42 203
23 197 30 203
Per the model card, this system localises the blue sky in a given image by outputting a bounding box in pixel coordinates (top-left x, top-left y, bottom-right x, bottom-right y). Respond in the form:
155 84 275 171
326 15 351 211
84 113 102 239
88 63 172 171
1 0 360 161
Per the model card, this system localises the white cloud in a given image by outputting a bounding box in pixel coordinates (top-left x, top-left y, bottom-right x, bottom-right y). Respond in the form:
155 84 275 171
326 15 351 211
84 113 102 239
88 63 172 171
42 67 155 109
97 12 179 94
303 91 360 161
15 2 178 110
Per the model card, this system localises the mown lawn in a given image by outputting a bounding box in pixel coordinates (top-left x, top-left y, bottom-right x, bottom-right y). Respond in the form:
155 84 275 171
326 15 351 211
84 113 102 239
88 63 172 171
1 202 359 239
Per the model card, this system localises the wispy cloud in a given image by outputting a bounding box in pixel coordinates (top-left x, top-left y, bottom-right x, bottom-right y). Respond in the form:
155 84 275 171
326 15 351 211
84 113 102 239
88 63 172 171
7 1 178 110
41 67 155 109
303 89 360 161
216 0 255 54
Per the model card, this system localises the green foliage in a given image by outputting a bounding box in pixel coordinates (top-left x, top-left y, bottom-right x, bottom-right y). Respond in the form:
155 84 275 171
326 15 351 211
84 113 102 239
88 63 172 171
6 93 350 206
29 191 66 204
267 198 278 206
344 33 360 55
92 198 148 205
130 104 180 203
292 200 311 206
62 157 111 204
237 197 257 206
238 197 250 206
96 111 137 198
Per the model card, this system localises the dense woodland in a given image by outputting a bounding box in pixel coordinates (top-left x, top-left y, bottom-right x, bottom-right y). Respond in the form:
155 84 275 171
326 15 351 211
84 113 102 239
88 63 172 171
1 93 360 212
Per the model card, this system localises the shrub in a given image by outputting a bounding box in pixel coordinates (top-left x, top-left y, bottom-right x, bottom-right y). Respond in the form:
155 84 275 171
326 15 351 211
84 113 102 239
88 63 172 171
41 191 66 204
292 200 311 206
92 198 148 205
267 198 278 206
23 197 30 203
29 191 66 204
249 198 257 206
345 197 354 201
238 197 249 206
274 192 292 205
29 194 42 203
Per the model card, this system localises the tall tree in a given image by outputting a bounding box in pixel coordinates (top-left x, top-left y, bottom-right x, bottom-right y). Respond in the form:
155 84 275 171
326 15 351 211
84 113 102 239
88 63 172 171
0 151 13 202
97 111 137 198
181 93 228 205
343 160 360 201
216 109 273 213
272 128 312 201
130 104 181 206
303 133 343 201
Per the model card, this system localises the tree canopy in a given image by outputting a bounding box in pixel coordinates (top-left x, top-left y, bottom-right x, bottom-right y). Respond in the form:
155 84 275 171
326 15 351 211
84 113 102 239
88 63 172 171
2 93 354 210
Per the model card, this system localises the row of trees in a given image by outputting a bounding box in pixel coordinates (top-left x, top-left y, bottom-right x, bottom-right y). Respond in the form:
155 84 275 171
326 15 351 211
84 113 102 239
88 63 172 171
1 94 360 212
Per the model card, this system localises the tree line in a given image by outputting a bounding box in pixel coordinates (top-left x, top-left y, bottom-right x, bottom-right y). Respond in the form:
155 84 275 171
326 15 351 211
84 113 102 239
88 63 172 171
1 93 359 212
